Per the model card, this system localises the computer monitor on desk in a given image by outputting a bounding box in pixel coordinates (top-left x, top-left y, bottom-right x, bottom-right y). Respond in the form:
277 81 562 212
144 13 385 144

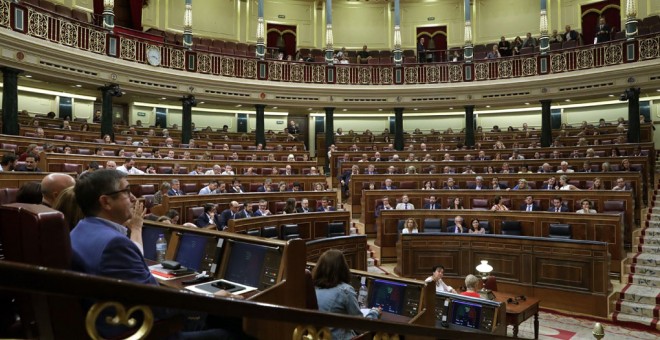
367 278 422 319
174 233 217 272
434 292 504 335
187 240 283 295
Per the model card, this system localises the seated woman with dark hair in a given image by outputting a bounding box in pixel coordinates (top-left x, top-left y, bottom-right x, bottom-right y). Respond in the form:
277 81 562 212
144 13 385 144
313 250 381 339
282 197 297 214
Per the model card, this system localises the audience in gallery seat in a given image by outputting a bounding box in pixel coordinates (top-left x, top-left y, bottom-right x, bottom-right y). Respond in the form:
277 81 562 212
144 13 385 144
313 249 381 340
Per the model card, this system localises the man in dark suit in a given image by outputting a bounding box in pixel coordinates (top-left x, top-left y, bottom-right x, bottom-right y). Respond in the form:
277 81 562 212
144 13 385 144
254 199 272 216
257 179 273 192
417 37 426 63
228 179 244 193
466 176 485 190
491 177 508 190
167 179 184 196
69 170 232 338
287 120 300 134
215 201 240 230
443 178 460 190
564 25 578 42
423 195 441 210
548 197 569 212
381 178 397 190
364 164 378 175
520 195 542 212
296 198 311 213
316 198 336 212
195 203 217 228
375 197 394 217
595 17 611 43
339 165 359 197
235 202 253 219
447 216 467 233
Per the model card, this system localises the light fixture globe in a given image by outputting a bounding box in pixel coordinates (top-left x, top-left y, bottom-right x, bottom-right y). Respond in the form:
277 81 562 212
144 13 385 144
476 260 495 300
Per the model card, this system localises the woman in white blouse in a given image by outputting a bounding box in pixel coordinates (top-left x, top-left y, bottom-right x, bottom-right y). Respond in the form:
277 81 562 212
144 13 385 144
576 199 597 214
401 218 419 234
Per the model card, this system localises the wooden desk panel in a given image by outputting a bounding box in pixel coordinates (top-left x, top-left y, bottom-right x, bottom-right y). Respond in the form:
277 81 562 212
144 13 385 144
377 210 624 274
395 233 610 317
306 235 368 271
361 189 635 248
227 211 350 240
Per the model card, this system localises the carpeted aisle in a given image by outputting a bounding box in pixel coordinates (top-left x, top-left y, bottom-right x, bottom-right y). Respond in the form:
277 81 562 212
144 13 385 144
612 185 660 331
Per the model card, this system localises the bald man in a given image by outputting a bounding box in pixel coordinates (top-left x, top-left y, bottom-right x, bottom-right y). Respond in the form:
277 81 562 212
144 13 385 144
105 160 117 170
41 173 75 207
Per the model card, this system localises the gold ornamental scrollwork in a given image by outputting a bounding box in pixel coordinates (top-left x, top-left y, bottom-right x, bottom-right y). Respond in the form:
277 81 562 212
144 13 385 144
336 66 350 84
89 31 106 54
380 66 393 84
59 22 78 47
577 49 594 69
373 332 400 340
221 57 235 76
358 67 372 85
292 325 331 340
290 64 304 82
498 59 513 78
550 54 566 73
198 54 211 73
85 301 154 340
312 65 325 83
522 57 537 76
0 0 10 28
243 59 257 79
449 64 462 82
474 63 489 80
28 9 48 38
269 62 283 81
120 37 136 60
604 45 622 65
639 38 659 60
425 65 439 83
170 49 185 69
404 67 418 84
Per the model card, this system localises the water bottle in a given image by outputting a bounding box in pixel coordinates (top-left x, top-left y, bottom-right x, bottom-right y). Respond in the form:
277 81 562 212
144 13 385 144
357 277 368 308
156 234 167 263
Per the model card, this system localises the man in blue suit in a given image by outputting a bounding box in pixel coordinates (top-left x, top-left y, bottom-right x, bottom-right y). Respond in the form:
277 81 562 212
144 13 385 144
423 195 441 210
195 203 217 228
70 170 233 339
316 198 336 212
167 179 184 196
215 201 240 230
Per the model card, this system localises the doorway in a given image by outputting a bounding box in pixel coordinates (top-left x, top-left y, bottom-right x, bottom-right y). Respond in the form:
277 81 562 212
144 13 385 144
581 0 620 44
267 23 297 59
289 115 308 151
416 26 448 62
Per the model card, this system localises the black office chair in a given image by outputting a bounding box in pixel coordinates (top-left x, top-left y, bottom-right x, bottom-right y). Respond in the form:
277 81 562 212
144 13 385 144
246 228 261 237
397 219 406 233
327 222 346 237
548 224 572 239
478 220 491 234
261 225 279 239
500 221 522 236
280 224 300 240
423 218 442 233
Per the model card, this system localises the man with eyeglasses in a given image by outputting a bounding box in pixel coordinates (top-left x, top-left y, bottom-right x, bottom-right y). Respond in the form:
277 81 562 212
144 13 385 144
70 170 236 338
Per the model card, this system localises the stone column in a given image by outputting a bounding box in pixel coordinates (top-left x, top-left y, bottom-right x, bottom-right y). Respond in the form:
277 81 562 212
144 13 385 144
625 88 641 143
394 108 404 151
256 0 265 59
625 0 638 40
102 0 115 31
393 0 402 65
99 84 122 139
182 0 193 49
463 0 473 62
540 99 552 147
181 95 196 144
1 67 21 135
539 0 549 55
325 0 334 64
324 107 335 174
255 104 266 146
464 105 475 147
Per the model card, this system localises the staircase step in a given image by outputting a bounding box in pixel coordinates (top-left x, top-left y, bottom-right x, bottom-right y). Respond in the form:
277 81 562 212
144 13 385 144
640 236 660 246
620 284 660 305
615 300 659 318
639 244 660 254
612 312 659 330
628 273 660 288
632 253 660 266
628 263 660 276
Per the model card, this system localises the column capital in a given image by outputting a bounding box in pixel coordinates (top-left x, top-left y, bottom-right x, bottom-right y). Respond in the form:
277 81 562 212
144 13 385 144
0 67 23 76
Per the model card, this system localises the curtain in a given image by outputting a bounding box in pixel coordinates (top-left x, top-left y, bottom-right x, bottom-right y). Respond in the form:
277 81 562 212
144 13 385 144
416 26 448 62
267 24 297 59
581 0 620 44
